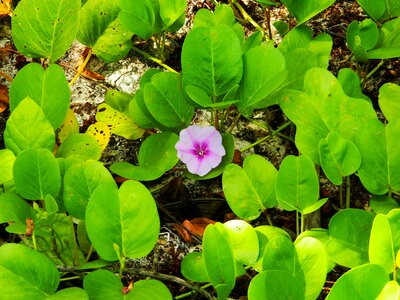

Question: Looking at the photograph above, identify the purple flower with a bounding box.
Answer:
[175,125,226,176]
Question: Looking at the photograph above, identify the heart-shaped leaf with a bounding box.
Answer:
[281,0,335,25]
[379,83,400,123]
[9,63,70,129]
[12,0,80,62]
[86,181,160,261]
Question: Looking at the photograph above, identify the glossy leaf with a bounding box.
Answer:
[376,280,400,300]
[4,97,55,155]
[180,252,209,283]
[48,288,88,300]
[248,270,305,300]
[280,67,376,164]
[14,148,61,200]
[326,264,388,300]
[182,25,243,98]
[57,109,79,144]
[356,0,400,21]
[0,149,15,184]
[337,68,370,101]
[224,220,259,265]
[12,0,80,62]
[63,160,115,219]
[370,195,399,214]
[0,192,35,224]
[223,154,278,220]
[379,83,400,123]
[237,44,287,115]
[326,209,374,268]
[110,132,179,181]
[368,18,400,59]
[9,63,70,129]
[281,0,335,25]
[159,0,186,31]
[356,119,400,195]
[143,72,194,130]
[203,223,236,300]
[84,269,172,300]
[86,181,159,261]
[275,155,319,212]
[0,243,59,298]
[318,132,361,185]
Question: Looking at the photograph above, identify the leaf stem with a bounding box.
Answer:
[346,176,351,208]
[296,211,299,237]
[339,181,343,208]
[231,1,266,37]
[85,244,94,263]
[300,212,305,234]
[59,276,81,282]
[69,48,92,86]
[132,45,178,73]
[362,59,385,84]
[240,121,291,152]
[175,283,213,299]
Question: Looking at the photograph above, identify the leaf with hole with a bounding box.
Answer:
[56,133,102,161]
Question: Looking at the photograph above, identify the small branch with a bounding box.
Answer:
[132,46,178,74]
[231,1,267,37]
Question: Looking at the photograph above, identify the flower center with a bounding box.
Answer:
[198,150,205,156]
[195,143,207,157]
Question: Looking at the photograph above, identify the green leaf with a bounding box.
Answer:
[14,148,61,200]
[222,154,278,220]
[105,90,132,114]
[129,89,163,129]
[248,270,305,300]
[368,18,400,59]
[56,133,102,161]
[275,155,319,213]
[279,67,377,164]
[326,209,374,268]
[9,63,70,129]
[203,223,236,300]
[95,103,145,140]
[223,220,259,265]
[326,264,388,300]
[181,252,209,283]
[0,243,59,298]
[294,237,327,300]
[318,132,361,185]
[4,97,55,155]
[119,0,160,40]
[47,288,88,300]
[159,0,186,30]
[302,198,329,215]
[281,0,335,25]
[379,83,400,123]
[0,149,15,184]
[0,192,35,224]
[237,44,287,114]
[143,72,194,130]
[370,195,400,214]
[376,280,400,300]
[86,181,160,261]
[110,132,179,181]
[356,0,400,21]
[84,270,172,300]
[63,160,115,219]
[337,68,370,101]
[11,0,80,62]
[356,119,400,195]
[181,25,243,98]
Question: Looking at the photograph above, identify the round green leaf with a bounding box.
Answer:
[223,220,259,265]
[63,160,115,219]
[326,264,388,300]
[110,132,179,181]
[4,97,55,155]
[248,270,305,300]
[14,148,61,200]
[280,0,335,25]
[182,25,243,98]
[376,280,400,300]
[0,192,35,224]
[294,237,327,300]
[159,0,186,30]
[9,63,70,129]
[0,243,59,298]
[48,288,89,300]
[203,223,236,298]
[319,132,361,185]
[326,209,374,268]
[379,83,400,123]
[367,18,400,59]
[143,72,194,130]
[86,180,160,261]
[181,252,209,283]
[56,133,102,161]
[275,155,319,212]
[370,195,400,215]
[12,0,80,62]
[84,269,172,300]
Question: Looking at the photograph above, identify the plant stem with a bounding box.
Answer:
[231,1,266,37]
[31,231,38,251]
[69,48,92,86]
[296,211,299,237]
[240,121,291,152]
[263,210,273,226]
[339,181,343,208]
[346,176,351,208]
[59,276,81,282]
[300,213,305,234]
[362,59,385,84]
[132,45,178,73]
[85,244,94,262]
[175,283,213,299]
[243,115,270,132]
[228,112,242,133]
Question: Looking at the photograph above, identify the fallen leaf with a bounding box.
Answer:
[0,84,9,113]
[174,218,216,243]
